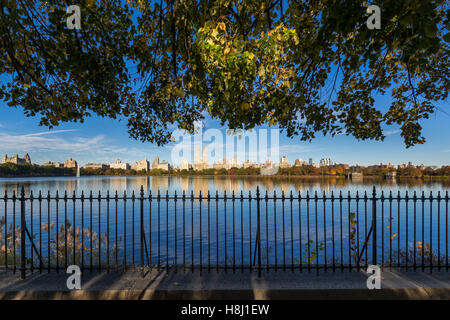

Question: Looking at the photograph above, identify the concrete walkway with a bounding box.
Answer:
[0,268,449,299]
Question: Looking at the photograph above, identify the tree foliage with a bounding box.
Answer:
[1,0,448,147]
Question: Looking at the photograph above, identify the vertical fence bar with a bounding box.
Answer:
[298,190,302,272]
[406,191,409,270]
[413,191,417,271]
[438,191,441,271]
[3,190,7,272]
[331,191,335,272]
[364,191,368,268]
[356,191,360,271]
[30,191,34,274]
[372,186,377,266]
[249,191,252,272]
[224,191,227,272]
[199,191,203,273]
[115,191,118,269]
[446,191,448,271]
[166,190,169,271]
[55,190,59,273]
[64,191,68,271]
[315,191,319,275]
[81,191,84,272]
[39,191,42,273]
[132,191,135,270]
[240,191,244,272]
[191,190,194,273]
[274,190,277,272]
[306,191,310,272]
[13,190,16,274]
[389,191,393,270]
[183,190,186,272]
[232,191,236,273]
[290,191,294,272]
[157,190,160,270]
[347,191,351,271]
[174,191,177,270]
[430,191,433,274]
[140,186,144,271]
[339,191,343,271]
[282,190,286,272]
[256,186,261,278]
[98,191,102,272]
[381,191,385,269]
[323,191,327,272]
[89,191,93,272]
[421,191,425,271]
[267,191,270,272]
[72,191,76,268]
[397,191,400,269]
[207,190,210,272]
[216,191,218,272]
[123,191,127,270]
[106,191,110,272]
[20,187,26,279]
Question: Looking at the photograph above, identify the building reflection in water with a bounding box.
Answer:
[0,176,448,199]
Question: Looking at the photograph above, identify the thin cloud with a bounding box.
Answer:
[22,129,80,137]
[0,130,148,163]
[384,129,401,136]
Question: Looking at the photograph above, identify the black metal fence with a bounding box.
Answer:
[0,186,448,279]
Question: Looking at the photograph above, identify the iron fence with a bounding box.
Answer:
[0,186,448,279]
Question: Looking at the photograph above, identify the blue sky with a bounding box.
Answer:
[0,2,448,167]
[0,97,449,167]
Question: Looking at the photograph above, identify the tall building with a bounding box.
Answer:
[151,156,171,171]
[152,156,160,169]
[294,158,307,166]
[64,158,78,168]
[131,159,149,172]
[42,161,63,168]
[193,147,209,170]
[110,159,130,170]
[279,156,291,168]
[2,153,31,165]
[320,158,332,167]
[309,158,313,165]
[180,159,191,170]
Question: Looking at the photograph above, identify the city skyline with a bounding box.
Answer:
[1,151,444,171]
[0,98,449,167]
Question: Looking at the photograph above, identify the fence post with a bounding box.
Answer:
[20,186,26,280]
[256,186,262,278]
[140,185,144,274]
[372,186,377,266]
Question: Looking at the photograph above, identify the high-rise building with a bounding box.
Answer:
[180,159,191,170]
[319,158,332,167]
[64,158,78,168]
[193,147,209,170]
[294,158,307,166]
[279,156,291,168]
[2,153,31,165]
[110,159,130,170]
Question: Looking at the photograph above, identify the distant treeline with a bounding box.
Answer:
[1,163,449,179]
[83,165,450,179]
[0,163,75,177]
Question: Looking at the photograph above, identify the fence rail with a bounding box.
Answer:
[0,186,448,279]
